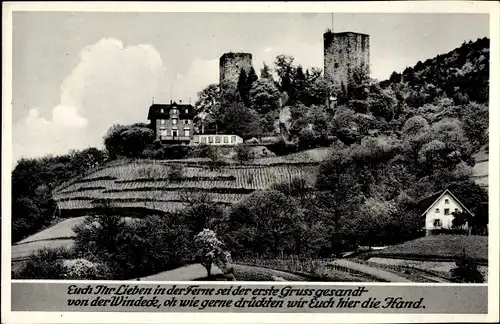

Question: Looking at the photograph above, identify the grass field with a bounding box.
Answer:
[369,235,488,264]
[16,217,86,244]
[12,216,137,262]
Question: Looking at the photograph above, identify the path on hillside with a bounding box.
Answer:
[328,259,413,282]
[137,264,222,281]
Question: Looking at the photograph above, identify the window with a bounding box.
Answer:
[215,136,221,143]
[231,136,236,143]
[444,208,450,215]
[160,119,165,125]
[201,137,207,144]
[160,108,164,113]
[160,128,167,136]
[435,208,440,213]
[223,136,229,143]
[172,119,177,125]
[433,219,442,227]
[208,136,213,143]
[186,120,191,125]
[445,199,449,204]
[172,130,178,137]
[185,108,188,114]
[171,108,177,115]
[184,130,190,137]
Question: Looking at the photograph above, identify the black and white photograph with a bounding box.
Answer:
[6,6,493,286]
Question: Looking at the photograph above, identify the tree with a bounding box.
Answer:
[292,65,307,104]
[235,144,253,164]
[221,102,262,139]
[347,64,371,100]
[195,84,220,115]
[249,78,281,115]
[103,124,129,159]
[193,229,230,277]
[461,102,488,149]
[237,68,249,106]
[430,119,473,165]
[225,191,303,257]
[274,54,296,95]
[247,67,258,88]
[369,88,398,122]
[260,62,273,81]
[181,192,225,234]
[120,127,155,157]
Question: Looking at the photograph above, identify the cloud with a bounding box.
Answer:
[175,58,219,102]
[13,38,163,163]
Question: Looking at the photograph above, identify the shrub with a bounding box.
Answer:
[12,247,73,279]
[73,213,192,280]
[61,258,111,280]
[235,145,253,164]
[188,144,213,158]
[168,165,184,181]
[450,250,484,283]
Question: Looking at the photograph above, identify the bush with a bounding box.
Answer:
[188,144,214,158]
[450,250,484,283]
[235,145,253,164]
[168,165,184,181]
[266,138,298,156]
[73,213,192,280]
[61,259,111,280]
[12,247,73,279]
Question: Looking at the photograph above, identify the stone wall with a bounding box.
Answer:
[324,31,370,90]
[219,52,253,84]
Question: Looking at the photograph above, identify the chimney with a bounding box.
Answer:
[179,99,183,104]
[170,100,172,104]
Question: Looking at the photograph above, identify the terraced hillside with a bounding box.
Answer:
[53,161,318,216]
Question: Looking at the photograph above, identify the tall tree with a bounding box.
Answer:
[274,54,296,95]
[260,62,273,81]
[237,68,249,106]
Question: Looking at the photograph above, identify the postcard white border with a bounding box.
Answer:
[2,1,499,323]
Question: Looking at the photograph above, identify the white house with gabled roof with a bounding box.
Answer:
[421,189,473,235]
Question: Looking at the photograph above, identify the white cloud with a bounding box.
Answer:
[13,38,164,163]
[175,58,219,102]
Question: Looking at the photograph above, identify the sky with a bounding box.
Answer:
[11,12,489,163]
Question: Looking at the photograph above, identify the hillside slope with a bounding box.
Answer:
[53,160,319,216]
[381,37,489,106]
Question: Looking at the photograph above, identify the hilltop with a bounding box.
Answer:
[380,37,489,106]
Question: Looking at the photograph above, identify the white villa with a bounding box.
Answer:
[421,189,473,235]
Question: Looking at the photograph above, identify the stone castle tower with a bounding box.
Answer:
[323,31,370,91]
[219,52,253,84]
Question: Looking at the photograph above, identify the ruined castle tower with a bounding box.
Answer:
[323,31,370,91]
[219,52,253,84]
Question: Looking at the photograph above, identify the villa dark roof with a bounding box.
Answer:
[147,102,195,120]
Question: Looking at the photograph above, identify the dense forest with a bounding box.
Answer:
[12,36,489,270]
